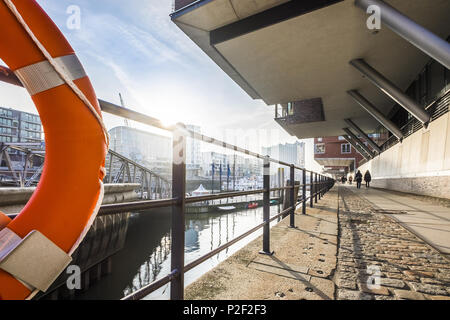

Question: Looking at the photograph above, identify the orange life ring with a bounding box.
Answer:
[0,0,107,300]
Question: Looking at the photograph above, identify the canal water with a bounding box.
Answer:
[75,203,285,300]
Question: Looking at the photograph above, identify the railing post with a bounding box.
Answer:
[170,125,186,300]
[302,169,306,215]
[310,171,314,208]
[319,175,322,200]
[260,156,273,255]
[289,165,295,228]
[314,173,318,204]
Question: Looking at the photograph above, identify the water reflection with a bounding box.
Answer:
[75,204,282,300]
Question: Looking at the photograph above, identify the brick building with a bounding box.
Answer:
[314,136,363,178]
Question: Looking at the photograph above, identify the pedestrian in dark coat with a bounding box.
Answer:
[364,170,372,188]
[355,170,363,189]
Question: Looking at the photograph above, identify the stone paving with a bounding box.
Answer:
[335,186,450,300]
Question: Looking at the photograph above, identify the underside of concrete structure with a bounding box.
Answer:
[172,0,450,199]
[171,0,450,138]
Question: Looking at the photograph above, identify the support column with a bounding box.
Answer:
[318,175,322,200]
[343,128,375,158]
[355,0,450,70]
[289,165,295,228]
[314,173,318,204]
[350,59,430,124]
[170,125,186,300]
[310,171,313,208]
[344,118,381,153]
[302,169,306,215]
[260,156,273,255]
[347,90,404,140]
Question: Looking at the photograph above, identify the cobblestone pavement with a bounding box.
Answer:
[335,186,450,300]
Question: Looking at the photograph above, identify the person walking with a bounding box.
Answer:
[364,170,372,188]
[355,170,363,189]
[348,175,353,185]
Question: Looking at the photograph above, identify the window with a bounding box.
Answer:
[315,143,325,154]
[317,137,323,142]
[287,102,294,115]
[341,143,351,154]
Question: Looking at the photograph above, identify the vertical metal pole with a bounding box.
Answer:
[355,0,450,70]
[170,125,186,300]
[289,165,295,228]
[310,171,313,208]
[260,156,273,255]
[302,169,306,215]
[318,175,322,200]
[314,173,318,203]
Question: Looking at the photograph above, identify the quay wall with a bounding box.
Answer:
[358,112,450,200]
[0,183,140,214]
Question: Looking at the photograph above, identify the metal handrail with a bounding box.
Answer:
[0,65,335,301]
[121,179,332,301]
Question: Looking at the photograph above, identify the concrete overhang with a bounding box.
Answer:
[171,0,450,138]
[315,158,355,167]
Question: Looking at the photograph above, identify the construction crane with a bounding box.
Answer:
[119,93,129,127]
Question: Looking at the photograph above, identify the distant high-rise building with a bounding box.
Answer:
[0,107,42,143]
[262,141,305,168]
[108,126,171,174]
[186,124,201,166]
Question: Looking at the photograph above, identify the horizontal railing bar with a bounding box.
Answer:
[185,189,266,203]
[184,206,293,273]
[98,198,179,215]
[269,186,293,191]
[121,269,179,300]
[6,184,330,220]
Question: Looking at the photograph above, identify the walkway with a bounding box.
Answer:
[336,186,450,300]
[345,184,450,256]
[185,188,339,300]
[184,186,450,300]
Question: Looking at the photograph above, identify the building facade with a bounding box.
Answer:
[108,126,171,175]
[186,124,202,166]
[314,136,364,178]
[0,107,42,144]
[262,141,305,168]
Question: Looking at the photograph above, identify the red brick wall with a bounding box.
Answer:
[314,136,363,167]
[175,0,197,10]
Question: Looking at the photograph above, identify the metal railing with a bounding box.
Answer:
[380,89,450,152]
[0,66,335,300]
[0,141,171,198]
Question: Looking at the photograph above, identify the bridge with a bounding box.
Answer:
[0,142,171,200]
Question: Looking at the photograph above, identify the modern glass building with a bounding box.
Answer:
[0,107,42,144]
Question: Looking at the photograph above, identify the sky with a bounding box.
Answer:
[0,0,322,171]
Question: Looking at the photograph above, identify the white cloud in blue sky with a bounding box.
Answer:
[0,0,321,170]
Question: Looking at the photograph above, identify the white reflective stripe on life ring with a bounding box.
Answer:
[14,54,87,96]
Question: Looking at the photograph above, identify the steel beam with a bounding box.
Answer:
[355,0,450,70]
[343,128,375,158]
[347,90,404,140]
[343,135,371,161]
[350,59,430,124]
[344,119,381,153]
